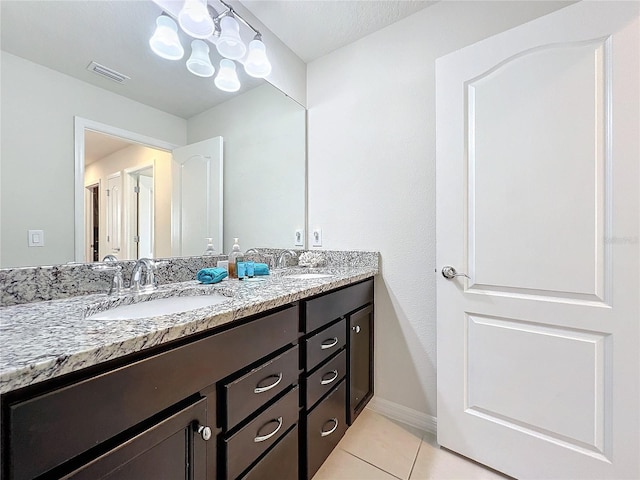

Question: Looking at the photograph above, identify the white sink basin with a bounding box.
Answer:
[87,294,231,321]
[284,273,334,280]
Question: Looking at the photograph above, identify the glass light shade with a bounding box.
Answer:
[244,39,272,78]
[186,40,215,77]
[214,59,241,92]
[178,0,214,39]
[216,16,246,60]
[149,15,184,60]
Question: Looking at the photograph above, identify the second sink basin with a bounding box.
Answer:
[87,294,231,321]
[284,273,334,280]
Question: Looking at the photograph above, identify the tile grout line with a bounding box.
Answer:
[339,447,404,480]
[407,434,426,479]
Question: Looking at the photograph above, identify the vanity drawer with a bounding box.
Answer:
[224,387,299,480]
[306,349,346,410]
[306,380,347,479]
[305,318,346,372]
[7,305,298,480]
[224,345,299,430]
[303,279,373,333]
[240,425,298,480]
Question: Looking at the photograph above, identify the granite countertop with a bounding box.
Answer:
[0,266,377,394]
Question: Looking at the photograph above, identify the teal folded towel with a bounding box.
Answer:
[197,267,228,284]
[254,263,270,276]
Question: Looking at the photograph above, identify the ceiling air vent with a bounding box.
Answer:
[87,61,130,84]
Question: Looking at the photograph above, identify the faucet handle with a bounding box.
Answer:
[92,263,125,295]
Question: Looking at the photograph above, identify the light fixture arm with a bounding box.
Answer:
[216,0,261,37]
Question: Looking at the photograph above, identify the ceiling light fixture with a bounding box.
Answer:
[149,0,272,93]
[149,15,185,60]
[178,0,215,39]
[187,40,215,77]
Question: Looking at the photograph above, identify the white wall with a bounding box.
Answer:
[188,84,306,253]
[84,144,173,260]
[307,1,573,418]
[0,52,186,268]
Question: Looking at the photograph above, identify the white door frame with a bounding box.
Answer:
[73,117,177,262]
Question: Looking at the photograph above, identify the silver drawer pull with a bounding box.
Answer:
[254,416,283,443]
[320,418,339,437]
[320,369,339,386]
[321,337,339,350]
[254,373,283,394]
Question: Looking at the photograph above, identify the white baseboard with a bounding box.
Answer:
[365,396,437,435]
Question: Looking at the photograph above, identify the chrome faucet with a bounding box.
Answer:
[245,248,276,269]
[277,250,298,268]
[91,262,125,295]
[130,258,157,293]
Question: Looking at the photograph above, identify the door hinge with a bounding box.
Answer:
[133,186,140,193]
[106,189,110,197]
[133,236,140,243]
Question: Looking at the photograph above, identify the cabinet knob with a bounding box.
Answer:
[352,325,361,333]
[197,425,212,441]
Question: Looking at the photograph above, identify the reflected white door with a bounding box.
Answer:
[137,174,154,258]
[105,173,122,256]
[435,2,639,479]
[172,137,223,256]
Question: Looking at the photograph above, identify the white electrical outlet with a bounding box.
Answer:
[294,229,304,247]
[28,229,45,247]
[312,228,322,247]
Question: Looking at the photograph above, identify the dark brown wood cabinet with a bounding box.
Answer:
[348,304,374,424]
[62,397,210,480]
[300,278,374,479]
[1,278,374,480]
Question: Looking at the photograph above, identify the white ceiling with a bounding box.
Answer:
[84,131,136,166]
[1,1,437,118]
[241,0,437,63]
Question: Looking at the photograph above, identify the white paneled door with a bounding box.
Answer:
[435,2,639,479]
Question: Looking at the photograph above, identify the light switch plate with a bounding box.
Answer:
[312,228,322,247]
[28,229,45,247]
[294,229,304,247]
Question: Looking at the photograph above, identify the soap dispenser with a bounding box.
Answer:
[203,238,216,255]
[228,237,244,279]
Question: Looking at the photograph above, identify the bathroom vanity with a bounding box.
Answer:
[0,260,376,480]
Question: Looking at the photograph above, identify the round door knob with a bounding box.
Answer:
[352,325,361,333]
[197,425,212,441]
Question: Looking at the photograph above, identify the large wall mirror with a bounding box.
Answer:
[0,0,306,269]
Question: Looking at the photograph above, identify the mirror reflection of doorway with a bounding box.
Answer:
[85,184,100,262]
[83,130,166,262]
[129,167,154,259]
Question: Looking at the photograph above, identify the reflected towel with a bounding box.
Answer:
[254,263,270,276]
[197,267,228,284]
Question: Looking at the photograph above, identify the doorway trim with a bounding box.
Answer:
[74,117,178,262]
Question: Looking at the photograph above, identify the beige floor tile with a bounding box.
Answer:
[313,447,400,480]
[409,434,511,480]
[337,409,423,480]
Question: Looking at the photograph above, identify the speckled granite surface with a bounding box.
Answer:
[0,249,379,307]
[0,252,378,394]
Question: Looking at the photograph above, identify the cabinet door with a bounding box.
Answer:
[63,398,211,480]
[349,305,374,424]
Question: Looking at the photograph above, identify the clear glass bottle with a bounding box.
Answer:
[228,237,244,279]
